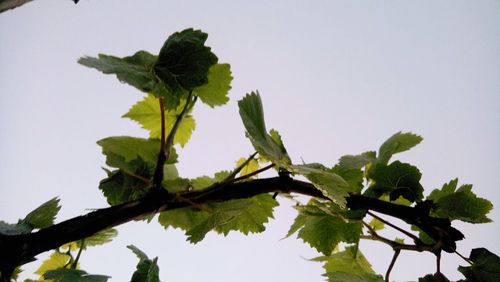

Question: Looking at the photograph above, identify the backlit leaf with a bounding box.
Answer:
[194,63,232,107]
[321,246,383,282]
[23,197,61,229]
[127,245,160,282]
[123,94,196,147]
[458,248,500,282]
[338,151,376,170]
[378,132,422,164]
[235,157,259,178]
[35,252,71,276]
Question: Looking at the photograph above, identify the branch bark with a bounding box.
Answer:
[0,176,463,280]
[0,0,33,13]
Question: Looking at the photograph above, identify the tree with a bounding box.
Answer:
[1,28,498,282]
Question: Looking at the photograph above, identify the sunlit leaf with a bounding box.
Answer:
[23,197,61,229]
[321,246,383,282]
[35,252,71,276]
[378,132,422,164]
[194,63,232,107]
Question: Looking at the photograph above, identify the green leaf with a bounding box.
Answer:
[79,228,118,249]
[287,202,362,255]
[154,28,218,91]
[159,194,278,243]
[35,252,71,275]
[238,92,291,167]
[368,161,424,202]
[0,220,33,235]
[78,51,180,109]
[321,246,383,282]
[43,269,110,282]
[194,63,232,107]
[235,157,259,178]
[427,179,492,223]
[368,218,384,231]
[291,164,350,207]
[338,151,377,170]
[418,273,451,282]
[458,248,500,282]
[378,132,423,164]
[331,164,364,194]
[127,245,160,282]
[99,168,151,205]
[123,94,196,147]
[23,197,61,229]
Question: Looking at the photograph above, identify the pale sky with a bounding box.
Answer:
[1,1,499,281]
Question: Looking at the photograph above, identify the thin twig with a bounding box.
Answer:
[152,97,167,189]
[455,250,473,265]
[228,163,275,183]
[385,249,400,282]
[368,211,421,243]
[71,239,85,269]
[361,221,434,252]
[436,251,441,274]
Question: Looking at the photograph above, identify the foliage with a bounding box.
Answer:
[1,28,498,282]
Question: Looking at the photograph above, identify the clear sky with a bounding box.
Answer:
[1,1,499,281]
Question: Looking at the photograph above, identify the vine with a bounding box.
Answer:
[0,28,498,282]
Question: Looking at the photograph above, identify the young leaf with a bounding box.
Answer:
[78,51,180,109]
[154,28,218,91]
[458,248,500,282]
[123,94,196,147]
[77,228,118,249]
[35,252,71,276]
[378,132,423,164]
[127,245,160,282]
[291,164,350,207]
[194,63,232,107]
[23,197,61,229]
[321,246,383,282]
[43,269,110,282]
[338,151,377,170]
[238,92,291,167]
[427,179,492,223]
[287,202,362,255]
[368,161,424,202]
[97,136,177,172]
[235,157,259,178]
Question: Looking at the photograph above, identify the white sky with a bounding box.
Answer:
[1,1,499,281]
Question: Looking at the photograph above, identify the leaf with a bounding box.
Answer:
[78,228,118,249]
[127,245,160,282]
[99,169,151,206]
[427,179,492,223]
[378,132,423,164]
[0,220,33,235]
[331,164,364,194]
[159,194,278,243]
[368,218,384,231]
[321,246,383,282]
[458,248,500,282]
[43,269,110,282]
[123,94,196,146]
[235,157,259,178]
[368,161,424,202]
[154,28,218,91]
[418,272,451,282]
[286,202,362,255]
[23,197,61,229]
[78,51,180,109]
[194,63,232,107]
[238,92,291,167]
[35,252,71,276]
[338,151,377,170]
[291,164,350,207]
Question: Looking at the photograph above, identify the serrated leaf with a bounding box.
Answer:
[97,136,177,173]
[154,28,218,92]
[378,132,422,164]
[23,197,61,229]
[99,168,151,206]
[338,151,377,170]
[368,218,384,231]
[123,94,196,147]
[238,92,291,167]
[78,51,180,109]
[35,252,71,276]
[0,220,33,235]
[194,63,232,107]
[331,165,364,194]
[127,245,160,282]
[458,248,500,282]
[291,164,350,207]
[43,269,110,282]
[159,195,278,244]
[78,228,118,249]
[368,161,423,202]
[287,202,362,255]
[427,179,492,223]
[322,246,383,282]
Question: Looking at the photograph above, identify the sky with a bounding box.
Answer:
[1,0,499,281]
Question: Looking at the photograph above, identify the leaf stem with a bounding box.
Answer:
[367,211,421,243]
[385,249,400,282]
[71,239,85,269]
[455,250,473,265]
[152,97,166,189]
[225,152,258,181]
